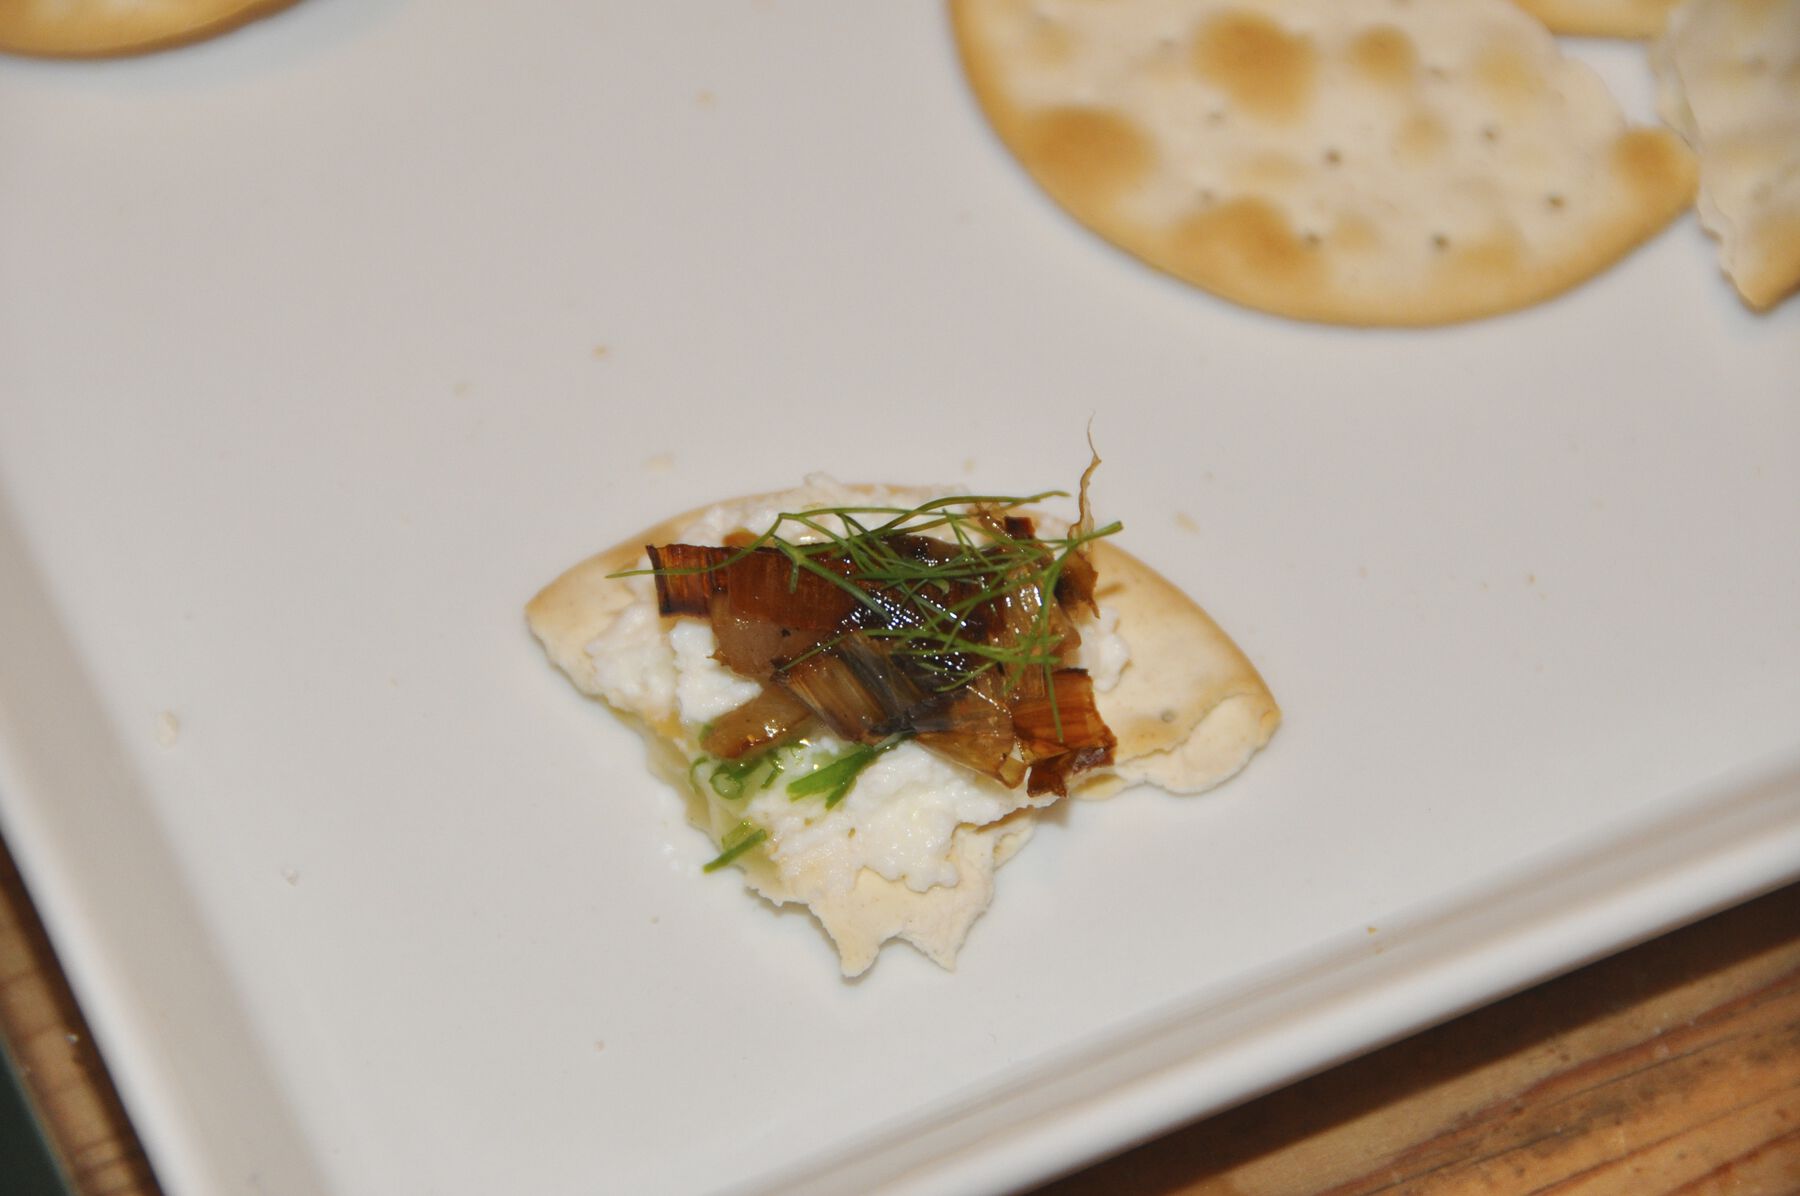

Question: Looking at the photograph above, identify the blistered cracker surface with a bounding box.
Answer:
[952,0,1698,325]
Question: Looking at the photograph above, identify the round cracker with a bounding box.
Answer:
[0,0,297,59]
[950,0,1698,326]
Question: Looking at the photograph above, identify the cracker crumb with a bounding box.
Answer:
[592,344,610,360]
[1174,511,1200,533]
[695,89,716,108]
[643,452,675,472]
[594,1039,606,1052]
[281,867,301,887]
[154,711,181,748]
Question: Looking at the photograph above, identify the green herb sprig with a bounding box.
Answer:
[702,821,768,872]
[618,491,1121,697]
[784,737,902,809]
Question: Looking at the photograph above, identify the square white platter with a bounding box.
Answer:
[1,3,1796,1194]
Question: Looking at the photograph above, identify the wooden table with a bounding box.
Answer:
[2,830,1796,1196]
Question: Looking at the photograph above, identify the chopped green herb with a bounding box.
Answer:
[702,821,767,872]
[786,737,902,809]
[692,748,790,799]
[707,754,763,799]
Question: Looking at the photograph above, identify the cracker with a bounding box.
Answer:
[950,0,1698,325]
[1654,0,1800,310]
[527,484,1279,972]
[0,0,296,58]
[1507,0,1682,38]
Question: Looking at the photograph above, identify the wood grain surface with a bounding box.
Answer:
[0,838,156,1195]
[1,824,1796,1196]
[1037,884,1800,1196]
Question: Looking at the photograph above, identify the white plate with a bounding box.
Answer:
[1,4,1797,1194]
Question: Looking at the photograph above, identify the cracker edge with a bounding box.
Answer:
[0,0,298,58]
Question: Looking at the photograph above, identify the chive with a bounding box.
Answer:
[702,821,767,872]
[701,750,777,799]
[787,737,901,809]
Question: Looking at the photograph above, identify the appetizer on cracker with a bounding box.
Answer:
[527,473,1278,975]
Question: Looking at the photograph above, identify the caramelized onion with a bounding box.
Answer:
[646,544,730,616]
[700,685,814,759]
[1010,669,1114,760]
[911,675,1018,784]
[886,533,962,566]
[777,633,925,743]
[1015,669,1116,796]
[1055,548,1100,617]
[723,550,858,629]
[709,593,822,679]
[1025,743,1113,797]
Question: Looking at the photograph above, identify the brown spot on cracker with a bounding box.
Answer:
[1018,106,1155,221]
[1610,128,1695,199]
[1169,197,1325,290]
[1473,44,1540,113]
[1348,25,1418,89]
[1190,11,1317,122]
[1445,232,1524,281]
[1396,111,1449,162]
[1329,213,1382,253]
